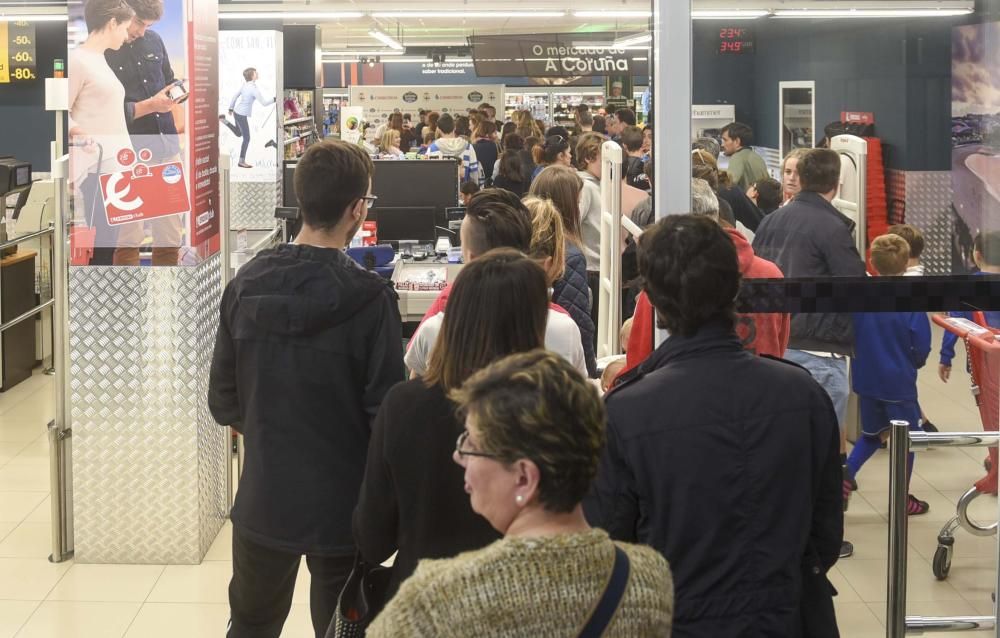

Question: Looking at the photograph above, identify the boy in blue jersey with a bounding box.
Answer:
[844,234,932,516]
[939,231,1000,383]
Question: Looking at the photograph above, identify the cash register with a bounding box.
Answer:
[0,158,32,257]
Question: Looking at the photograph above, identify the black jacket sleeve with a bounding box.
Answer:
[353,394,400,564]
[810,389,845,572]
[554,251,598,378]
[584,409,639,542]
[363,287,406,426]
[208,286,240,429]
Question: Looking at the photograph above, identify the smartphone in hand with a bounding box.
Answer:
[168,80,190,104]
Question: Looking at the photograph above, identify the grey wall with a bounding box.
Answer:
[1,22,67,172]
[692,18,959,171]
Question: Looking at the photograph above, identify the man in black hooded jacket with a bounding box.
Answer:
[209,140,404,638]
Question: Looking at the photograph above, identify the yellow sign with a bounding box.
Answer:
[0,23,9,84]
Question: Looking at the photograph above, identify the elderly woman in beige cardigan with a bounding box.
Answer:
[367,350,673,638]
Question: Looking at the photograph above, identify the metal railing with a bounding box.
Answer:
[887,422,1000,634]
[219,153,236,512]
[48,150,72,563]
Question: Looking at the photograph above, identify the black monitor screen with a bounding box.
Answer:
[15,165,30,187]
[373,207,437,243]
[282,159,458,220]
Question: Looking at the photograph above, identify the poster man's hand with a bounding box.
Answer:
[148,86,178,113]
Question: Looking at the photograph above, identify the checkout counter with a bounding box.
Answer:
[0,158,48,390]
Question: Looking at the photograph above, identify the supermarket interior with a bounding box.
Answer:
[1,0,1000,636]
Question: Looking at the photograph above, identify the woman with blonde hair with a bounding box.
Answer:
[529,166,598,378]
[379,128,404,158]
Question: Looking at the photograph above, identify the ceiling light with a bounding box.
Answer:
[572,10,652,18]
[371,11,566,18]
[323,50,406,57]
[0,14,67,22]
[368,28,404,51]
[219,11,364,20]
[692,10,770,20]
[773,8,972,18]
[613,34,652,47]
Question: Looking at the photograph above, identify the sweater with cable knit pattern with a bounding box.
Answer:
[367,529,673,637]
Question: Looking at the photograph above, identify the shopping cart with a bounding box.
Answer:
[930,313,1000,580]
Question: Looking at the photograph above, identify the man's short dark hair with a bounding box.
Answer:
[798,148,841,194]
[462,188,533,256]
[721,122,754,147]
[437,113,456,134]
[974,231,1000,267]
[753,178,782,213]
[638,214,740,337]
[621,126,644,152]
[615,108,637,127]
[461,181,480,196]
[85,0,135,32]
[293,141,373,231]
[577,111,594,127]
[125,0,164,21]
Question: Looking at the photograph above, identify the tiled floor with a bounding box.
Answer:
[0,321,997,636]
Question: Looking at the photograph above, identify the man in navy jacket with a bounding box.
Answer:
[585,215,843,638]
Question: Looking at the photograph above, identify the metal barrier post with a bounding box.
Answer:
[48,148,73,563]
[887,420,910,637]
[219,152,235,512]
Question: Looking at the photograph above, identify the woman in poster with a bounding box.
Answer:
[222,67,276,168]
[68,0,136,264]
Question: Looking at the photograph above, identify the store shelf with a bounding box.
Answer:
[283,116,312,126]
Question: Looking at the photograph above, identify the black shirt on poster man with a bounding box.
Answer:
[105,29,180,161]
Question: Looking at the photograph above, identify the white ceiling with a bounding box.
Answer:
[211,0,974,49]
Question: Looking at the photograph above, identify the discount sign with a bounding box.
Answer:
[0,21,37,84]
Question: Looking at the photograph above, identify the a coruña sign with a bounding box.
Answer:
[470,33,649,78]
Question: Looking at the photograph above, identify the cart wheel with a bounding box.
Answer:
[933,545,952,580]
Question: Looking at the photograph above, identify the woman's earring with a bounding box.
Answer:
[515,494,524,505]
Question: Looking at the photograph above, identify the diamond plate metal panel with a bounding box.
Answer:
[231,181,280,230]
[70,256,226,564]
[903,171,953,276]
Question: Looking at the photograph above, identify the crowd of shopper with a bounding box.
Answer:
[209,103,974,637]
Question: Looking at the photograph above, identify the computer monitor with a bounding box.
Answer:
[373,207,437,244]
[445,207,466,245]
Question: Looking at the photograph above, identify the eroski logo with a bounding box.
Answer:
[103,172,144,212]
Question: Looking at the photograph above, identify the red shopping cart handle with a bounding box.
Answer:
[932,315,1000,351]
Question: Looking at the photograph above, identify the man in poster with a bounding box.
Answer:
[104,0,185,266]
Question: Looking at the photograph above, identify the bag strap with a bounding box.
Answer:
[578,546,630,638]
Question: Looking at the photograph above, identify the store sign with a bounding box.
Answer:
[0,21,37,83]
[471,33,648,78]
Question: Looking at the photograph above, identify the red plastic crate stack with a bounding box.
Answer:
[863,137,888,273]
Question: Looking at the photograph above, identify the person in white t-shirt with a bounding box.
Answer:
[405,190,586,377]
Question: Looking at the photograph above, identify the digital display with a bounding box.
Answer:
[718,27,755,55]
[0,21,38,83]
[15,166,30,187]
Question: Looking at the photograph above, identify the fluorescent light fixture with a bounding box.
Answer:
[613,33,652,47]
[0,14,67,22]
[572,10,652,18]
[323,50,406,57]
[372,10,566,18]
[219,11,364,20]
[368,28,404,51]
[692,10,770,20]
[773,8,972,18]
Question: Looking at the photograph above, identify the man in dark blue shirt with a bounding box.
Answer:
[104,0,184,266]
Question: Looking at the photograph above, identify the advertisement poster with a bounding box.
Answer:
[67,0,218,266]
[604,74,633,112]
[952,22,1000,254]
[348,85,504,132]
[218,31,279,183]
[340,106,364,145]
